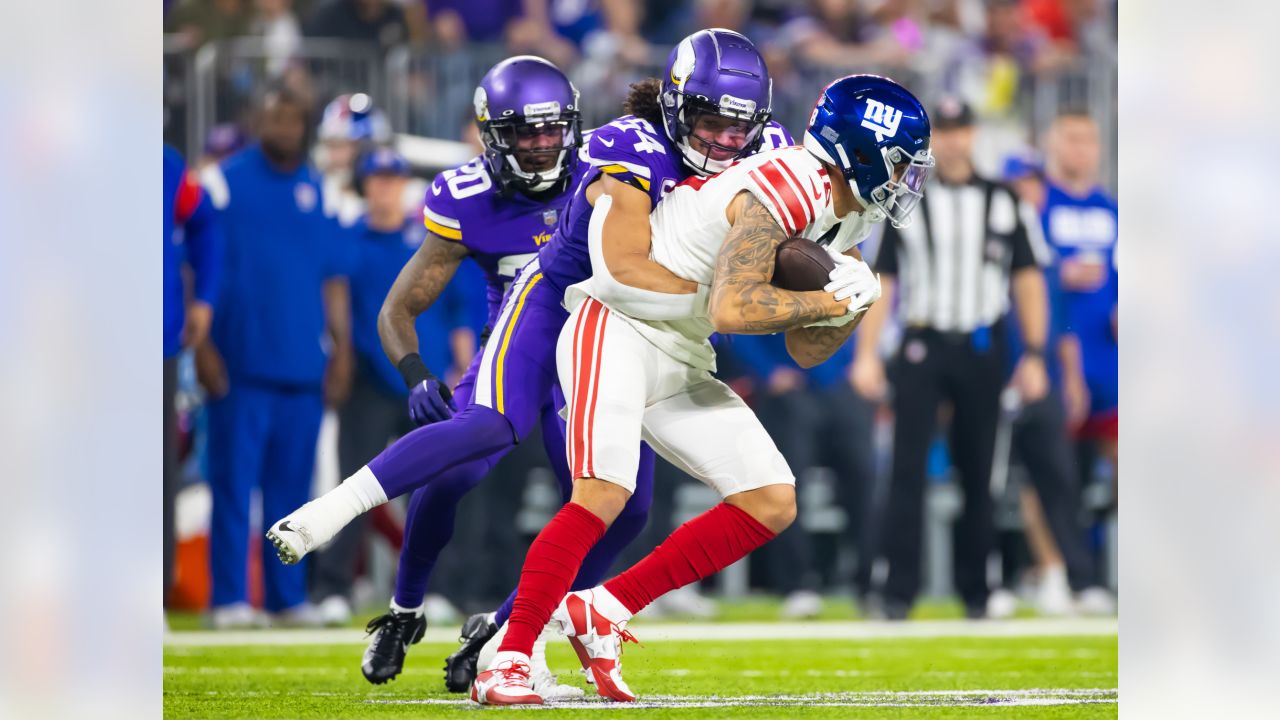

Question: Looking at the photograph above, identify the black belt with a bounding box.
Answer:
[905,319,1004,348]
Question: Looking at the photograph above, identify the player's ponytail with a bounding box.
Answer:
[623,78,664,128]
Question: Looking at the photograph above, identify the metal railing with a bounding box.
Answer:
[169,36,387,158]
[166,37,1116,192]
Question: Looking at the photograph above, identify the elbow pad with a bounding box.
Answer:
[585,194,707,321]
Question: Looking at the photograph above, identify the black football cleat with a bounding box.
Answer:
[443,612,498,693]
[361,610,427,684]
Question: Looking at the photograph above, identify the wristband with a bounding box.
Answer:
[1023,345,1046,360]
[396,352,434,390]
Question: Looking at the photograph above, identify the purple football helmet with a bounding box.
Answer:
[660,29,773,176]
[475,56,582,195]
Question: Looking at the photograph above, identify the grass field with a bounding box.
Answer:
[164,622,1117,718]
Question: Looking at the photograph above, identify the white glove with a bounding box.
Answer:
[807,251,880,328]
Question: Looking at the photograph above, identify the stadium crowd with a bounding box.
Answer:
[163,0,1117,630]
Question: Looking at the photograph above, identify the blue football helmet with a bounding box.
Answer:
[803,75,933,228]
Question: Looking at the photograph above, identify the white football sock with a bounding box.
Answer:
[489,650,530,671]
[390,599,424,617]
[478,616,507,670]
[586,586,634,624]
[291,466,388,547]
[530,636,549,675]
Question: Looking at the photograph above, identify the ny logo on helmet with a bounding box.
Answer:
[860,99,902,142]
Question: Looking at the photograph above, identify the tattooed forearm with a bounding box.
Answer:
[708,193,843,334]
[784,308,867,368]
[378,233,467,363]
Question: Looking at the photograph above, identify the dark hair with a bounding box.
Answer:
[623,78,664,128]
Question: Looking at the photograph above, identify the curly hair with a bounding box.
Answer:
[622,78,664,128]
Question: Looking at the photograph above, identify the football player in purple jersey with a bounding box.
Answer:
[266,30,792,695]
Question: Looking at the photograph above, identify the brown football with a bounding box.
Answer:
[772,237,835,292]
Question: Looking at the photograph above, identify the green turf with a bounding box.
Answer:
[164,635,1116,718]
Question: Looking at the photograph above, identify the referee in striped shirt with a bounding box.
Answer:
[852,99,1051,619]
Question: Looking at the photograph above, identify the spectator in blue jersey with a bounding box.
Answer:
[999,153,1113,615]
[309,148,481,624]
[1041,110,1118,486]
[163,144,223,608]
[726,330,878,619]
[197,87,355,629]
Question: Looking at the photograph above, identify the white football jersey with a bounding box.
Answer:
[573,146,877,370]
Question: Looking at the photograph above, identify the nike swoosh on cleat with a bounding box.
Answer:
[278,521,294,533]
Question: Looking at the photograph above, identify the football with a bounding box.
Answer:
[772,237,835,292]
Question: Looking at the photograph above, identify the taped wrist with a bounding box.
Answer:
[396,353,434,391]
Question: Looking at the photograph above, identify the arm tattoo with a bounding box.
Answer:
[784,310,866,368]
[379,233,467,363]
[710,193,836,334]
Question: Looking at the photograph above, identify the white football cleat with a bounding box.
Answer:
[1035,565,1073,617]
[471,653,544,706]
[552,589,638,702]
[205,602,265,630]
[1075,586,1117,616]
[530,632,585,700]
[781,590,823,620]
[267,467,387,565]
[986,588,1019,620]
[530,667,585,701]
[265,514,316,565]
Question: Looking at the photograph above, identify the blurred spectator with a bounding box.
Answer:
[163,145,224,607]
[304,0,409,49]
[315,93,395,225]
[201,124,251,171]
[693,0,750,33]
[503,0,580,68]
[1040,109,1117,486]
[196,87,354,628]
[423,0,525,49]
[166,0,252,47]
[998,153,1113,615]
[250,0,303,77]
[309,148,479,624]
[770,0,917,71]
[854,99,1049,619]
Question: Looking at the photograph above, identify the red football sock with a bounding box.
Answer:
[499,502,606,655]
[604,503,776,614]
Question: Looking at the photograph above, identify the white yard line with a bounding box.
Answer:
[165,618,1117,647]
[365,689,1118,709]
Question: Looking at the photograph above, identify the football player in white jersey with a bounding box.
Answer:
[471,75,932,704]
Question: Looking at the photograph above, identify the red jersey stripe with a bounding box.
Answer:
[758,161,808,233]
[570,301,602,477]
[776,161,815,222]
[748,169,795,235]
[582,303,610,478]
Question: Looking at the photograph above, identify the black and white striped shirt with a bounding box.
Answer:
[874,175,1047,332]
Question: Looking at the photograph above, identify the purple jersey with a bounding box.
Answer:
[535,116,793,294]
[422,155,588,327]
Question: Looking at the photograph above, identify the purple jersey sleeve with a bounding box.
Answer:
[422,156,494,247]
[580,117,677,207]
